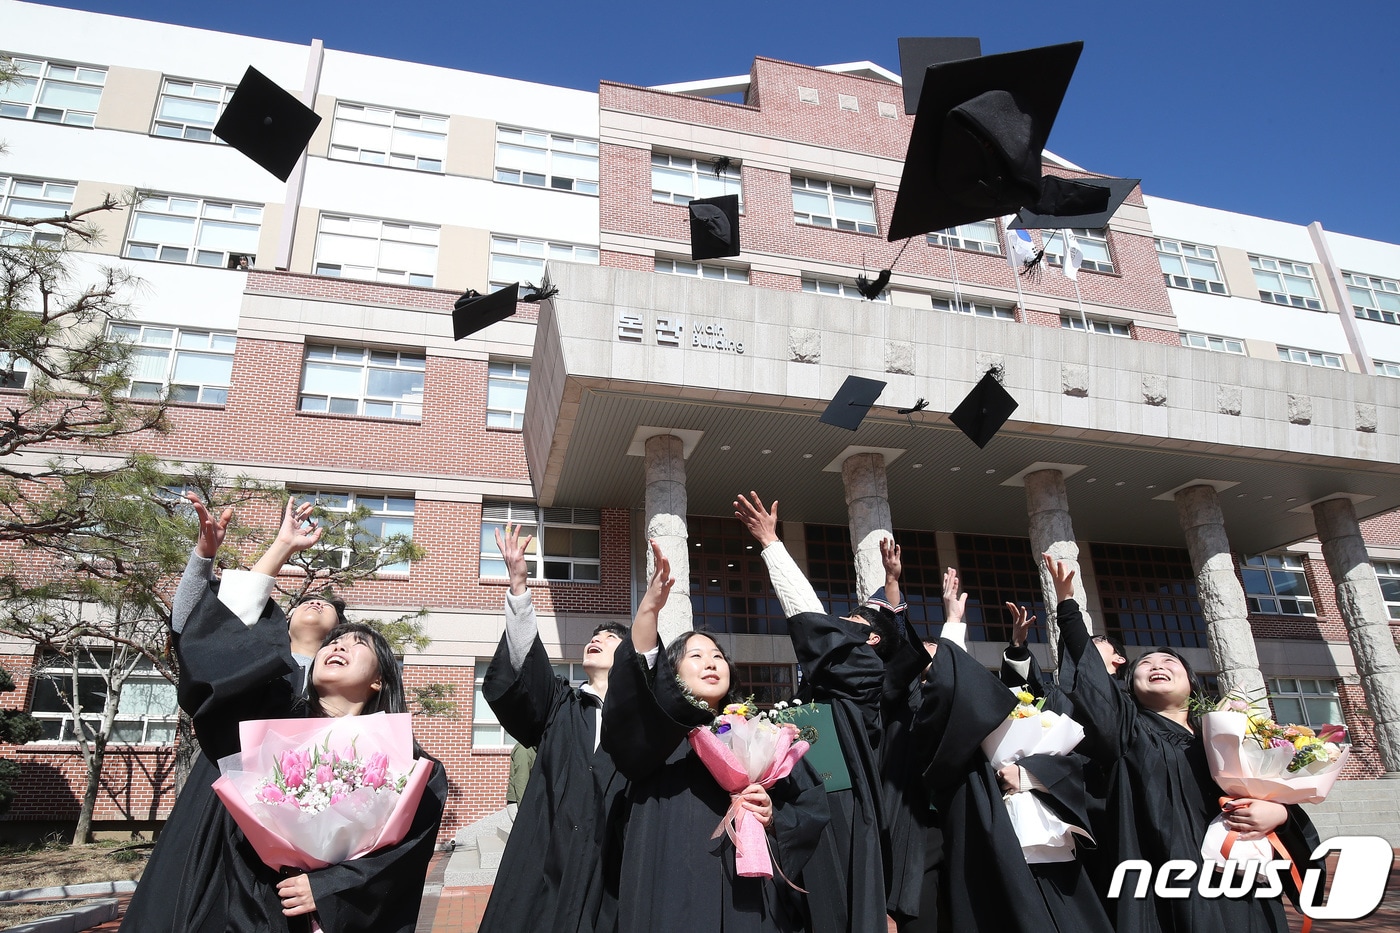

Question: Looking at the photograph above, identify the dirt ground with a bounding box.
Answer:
[0,841,145,927]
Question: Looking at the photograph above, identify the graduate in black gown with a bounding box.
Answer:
[477,522,629,933]
[164,498,447,933]
[914,569,1113,933]
[734,492,894,933]
[1045,553,1322,933]
[601,542,830,933]
[122,496,346,933]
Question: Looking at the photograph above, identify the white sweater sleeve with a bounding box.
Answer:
[504,588,538,671]
[939,620,968,650]
[170,551,214,634]
[1003,652,1032,681]
[216,569,278,628]
[760,541,826,617]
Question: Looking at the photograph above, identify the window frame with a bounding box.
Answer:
[295,489,416,575]
[1374,559,1400,620]
[927,219,1002,254]
[791,176,878,234]
[931,294,1016,320]
[1242,553,1315,616]
[1250,254,1322,311]
[0,57,106,127]
[124,193,262,268]
[801,277,888,302]
[0,175,77,246]
[1277,345,1343,369]
[494,126,599,196]
[1374,360,1400,378]
[488,235,598,291]
[109,322,237,405]
[650,153,742,207]
[487,359,530,430]
[151,77,235,142]
[479,501,601,583]
[1180,331,1245,355]
[298,344,426,420]
[329,102,448,173]
[1156,238,1227,295]
[29,651,177,746]
[1061,314,1131,337]
[1343,272,1400,325]
[1266,677,1342,729]
[1044,228,1114,274]
[657,258,749,282]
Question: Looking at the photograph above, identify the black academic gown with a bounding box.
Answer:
[1056,598,1322,933]
[477,635,628,933]
[915,636,1113,933]
[601,636,829,933]
[785,611,888,933]
[170,584,447,933]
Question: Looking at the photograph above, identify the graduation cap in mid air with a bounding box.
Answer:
[856,269,892,301]
[949,370,1019,449]
[1011,176,1139,230]
[214,67,322,182]
[896,36,983,115]
[820,375,887,431]
[887,41,1085,241]
[688,194,740,261]
[452,283,519,340]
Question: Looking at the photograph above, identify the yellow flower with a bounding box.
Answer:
[1016,691,1035,705]
[1245,715,1270,735]
[1293,735,1323,750]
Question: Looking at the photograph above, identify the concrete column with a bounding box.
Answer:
[1313,497,1400,773]
[1175,485,1267,705]
[840,452,893,602]
[1025,469,1092,662]
[644,434,692,647]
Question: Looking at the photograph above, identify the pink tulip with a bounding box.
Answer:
[363,751,390,788]
[258,784,285,804]
[315,764,335,784]
[280,749,310,788]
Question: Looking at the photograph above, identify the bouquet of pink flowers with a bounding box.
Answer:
[980,687,1092,863]
[688,699,811,879]
[1200,695,1350,868]
[213,713,435,871]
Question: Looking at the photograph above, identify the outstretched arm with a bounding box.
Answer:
[217,499,322,627]
[171,493,233,634]
[939,567,968,649]
[631,539,674,655]
[879,537,901,610]
[735,492,824,616]
[496,523,538,670]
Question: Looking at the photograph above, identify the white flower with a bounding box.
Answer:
[791,698,803,707]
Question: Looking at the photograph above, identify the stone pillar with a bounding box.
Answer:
[644,434,692,647]
[1025,469,1091,663]
[1175,485,1267,705]
[1313,497,1400,773]
[840,452,893,602]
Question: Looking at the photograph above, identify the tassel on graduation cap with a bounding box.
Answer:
[520,272,558,303]
[712,155,733,178]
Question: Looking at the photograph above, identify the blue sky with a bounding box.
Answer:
[38,0,1400,243]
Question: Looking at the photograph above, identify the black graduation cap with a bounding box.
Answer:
[1011,176,1140,230]
[214,66,322,182]
[689,194,740,261]
[452,283,519,340]
[897,36,982,115]
[887,41,1084,241]
[949,371,1019,448]
[820,375,886,431]
[856,270,891,300]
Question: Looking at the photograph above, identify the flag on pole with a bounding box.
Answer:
[1006,225,1036,271]
[1061,228,1083,281]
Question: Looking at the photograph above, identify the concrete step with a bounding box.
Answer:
[443,836,501,887]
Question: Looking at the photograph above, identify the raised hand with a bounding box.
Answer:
[879,537,902,582]
[185,491,232,559]
[275,498,322,554]
[495,522,534,595]
[1042,553,1077,604]
[631,539,674,654]
[733,492,779,547]
[1005,602,1036,648]
[942,567,967,624]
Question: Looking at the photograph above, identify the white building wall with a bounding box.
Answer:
[1145,194,1320,261]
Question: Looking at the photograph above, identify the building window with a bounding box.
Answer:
[471,674,515,749]
[927,219,1001,254]
[1242,553,1315,616]
[1250,254,1322,310]
[1375,360,1400,378]
[803,523,861,620]
[1266,678,1342,729]
[891,529,945,640]
[651,153,741,206]
[0,57,106,126]
[1343,272,1400,325]
[802,277,886,302]
[1090,542,1206,649]
[109,323,236,404]
[152,77,234,142]
[487,360,529,430]
[329,102,447,172]
[125,194,261,268]
[0,175,75,246]
[480,501,601,582]
[314,214,438,287]
[952,534,1046,643]
[495,126,599,195]
[792,177,877,234]
[736,663,796,706]
[1061,314,1130,337]
[1277,345,1342,369]
[932,295,1016,320]
[1045,228,1114,273]
[689,515,787,635]
[298,490,415,574]
[657,258,748,282]
[1180,332,1245,354]
[489,235,598,289]
[299,345,425,419]
[1374,560,1400,620]
[31,652,177,745]
[1157,239,1227,294]
[1,352,31,389]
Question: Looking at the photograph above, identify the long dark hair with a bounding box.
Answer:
[666,630,741,709]
[304,622,406,717]
[1128,645,1206,727]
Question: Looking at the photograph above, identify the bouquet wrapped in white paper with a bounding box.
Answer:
[980,688,1092,863]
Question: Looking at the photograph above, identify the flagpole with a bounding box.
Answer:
[1004,220,1028,319]
[945,238,961,312]
[1060,228,1089,330]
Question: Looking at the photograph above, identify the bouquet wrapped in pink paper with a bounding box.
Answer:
[1200,697,1349,867]
[979,687,1092,863]
[687,700,811,879]
[213,712,436,871]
